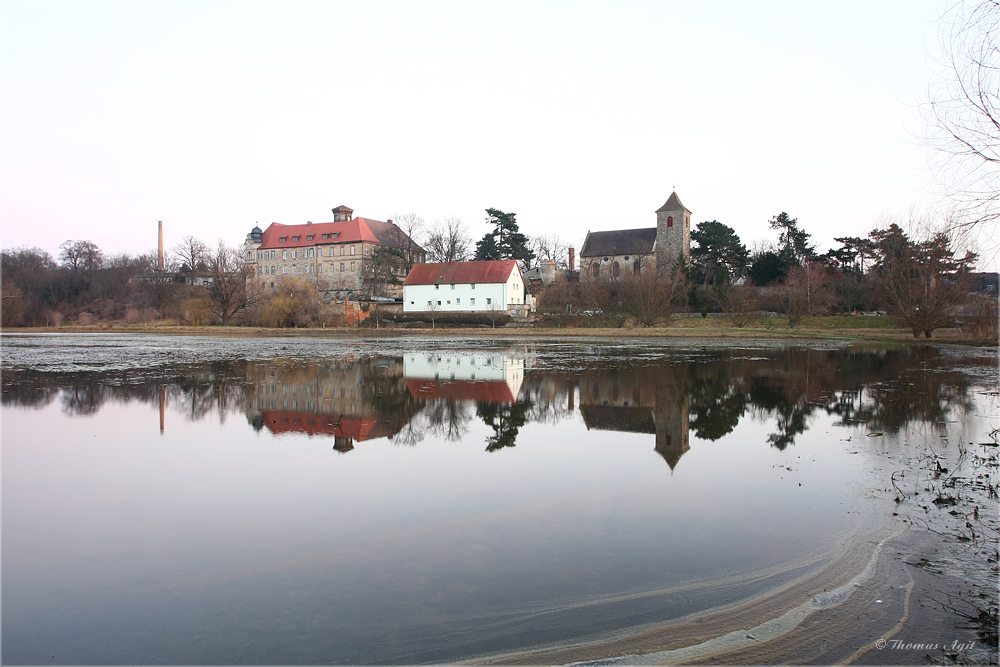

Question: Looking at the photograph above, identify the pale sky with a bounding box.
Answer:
[4,0,989,268]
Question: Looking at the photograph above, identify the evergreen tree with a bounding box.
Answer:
[474,208,535,264]
[690,221,749,285]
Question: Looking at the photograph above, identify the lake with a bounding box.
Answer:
[2,334,997,664]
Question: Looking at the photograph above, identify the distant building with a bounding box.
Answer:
[245,205,426,301]
[580,190,691,280]
[402,260,525,313]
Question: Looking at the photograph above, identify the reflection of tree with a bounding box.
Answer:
[477,401,533,452]
[687,371,747,441]
[425,399,473,442]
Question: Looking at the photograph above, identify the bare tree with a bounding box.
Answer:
[870,223,977,337]
[172,236,208,272]
[425,298,440,329]
[718,281,759,328]
[59,240,104,272]
[616,265,688,327]
[206,241,259,326]
[924,0,999,233]
[529,234,570,269]
[426,216,471,263]
[389,212,426,272]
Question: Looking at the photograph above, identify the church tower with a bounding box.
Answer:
[655,191,691,272]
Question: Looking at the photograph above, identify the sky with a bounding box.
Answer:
[3,0,992,268]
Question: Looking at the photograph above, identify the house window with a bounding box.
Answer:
[437,300,442,305]
[282,266,287,274]
[258,266,263,275]
[340,263,345,272]
[257,251,262,260]
[456,298,461,305]
[293,249,298,259]
[427,301,432,306]
[451,284,455,290]
[410,301,415,305]
[434,284,439,290]
[471,283,476,289]
[282,250,287,259]
[350,261,355,271]
[366,247,370,255]
[350,245,355,255]
[486,298,492,305]
[271,266,275,274]
[667,216,673,228]
[309,248,314,258]
[471,298,476,305]
[292,266,297,274]
[447,300,451,305]
[318,264,322,273]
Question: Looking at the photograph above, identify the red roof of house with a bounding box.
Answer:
[262,410,395,440]
[404,379,517,403]
[258,218,381,250]
[402,260,521,286]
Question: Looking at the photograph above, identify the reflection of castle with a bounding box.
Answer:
[245,358,414,451]
[578,368,690,469]
[403,354,524,403]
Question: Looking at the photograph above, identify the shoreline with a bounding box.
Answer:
[2,324,996,347]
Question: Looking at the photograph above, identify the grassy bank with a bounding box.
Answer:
[2,317,996,346]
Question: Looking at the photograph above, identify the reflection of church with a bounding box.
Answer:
[578,368,690,470]
[245,358,414,452]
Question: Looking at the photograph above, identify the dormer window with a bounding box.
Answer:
[292,235,300,242]
[279,237,287,243]
[306,235,314,241]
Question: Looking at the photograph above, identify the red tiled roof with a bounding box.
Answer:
[258,218,381,249]
[404,379,517,403]
[262,410,395,440]
[402,260,520,286]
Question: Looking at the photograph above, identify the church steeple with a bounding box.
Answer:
[654,190,691,270]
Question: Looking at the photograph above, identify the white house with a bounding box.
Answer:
[402,260,525,313]
[403,353,525,402]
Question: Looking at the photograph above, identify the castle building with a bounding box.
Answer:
[245,205,426,301]
[580,191,691,280]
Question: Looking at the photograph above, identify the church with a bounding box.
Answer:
[579,191,691,280]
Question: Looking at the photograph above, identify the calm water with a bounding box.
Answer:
[2,335,996,664]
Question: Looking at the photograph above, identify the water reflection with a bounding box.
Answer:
[1,345,988,461]
[3,338,996,665]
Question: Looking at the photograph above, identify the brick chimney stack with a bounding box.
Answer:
[568,247,575,271]
[158,221,164,270]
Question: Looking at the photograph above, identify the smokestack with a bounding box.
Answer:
[158,221,164,270]
[569,247,575,271]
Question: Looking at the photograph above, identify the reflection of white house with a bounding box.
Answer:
[404,353,524,402]
[402,260,525,313]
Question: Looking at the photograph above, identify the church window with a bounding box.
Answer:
[667,216,673,227]
[591,264,599,278]
[612,261,620,277]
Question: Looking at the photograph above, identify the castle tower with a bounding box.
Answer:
[655,191,691,272]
